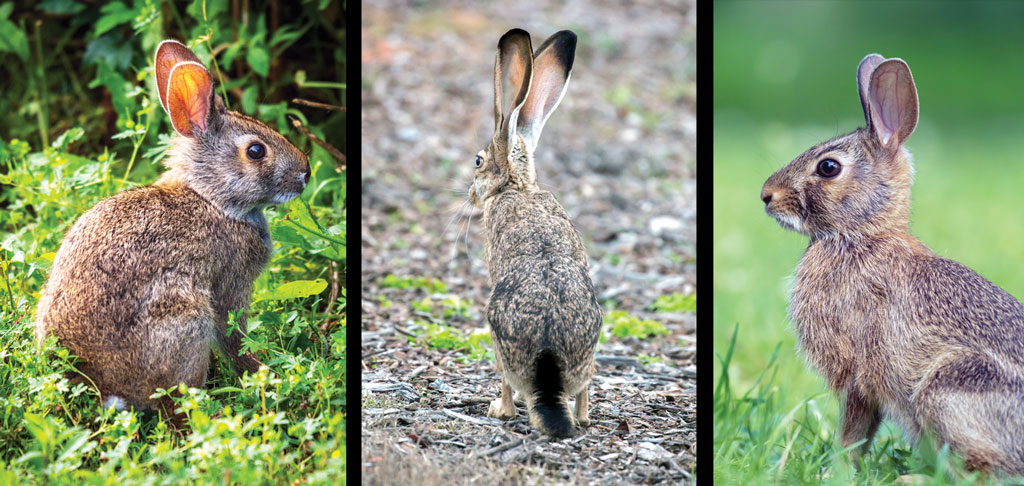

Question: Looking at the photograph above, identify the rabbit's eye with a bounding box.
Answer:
[816,159,841,178]
[247,143,267,160]
[475,155,483,168]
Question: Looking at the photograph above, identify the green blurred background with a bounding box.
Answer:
[715,0,1024,415]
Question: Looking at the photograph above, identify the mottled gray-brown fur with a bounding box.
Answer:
[468,29,601,438]
[35,40,309,416]
[762,54,1024,474]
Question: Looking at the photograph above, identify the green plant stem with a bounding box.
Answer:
[1,250,15,312]
[298,80,346,90]
[122,142,142,182]
[202,0,231,108]
[32,20,49,148]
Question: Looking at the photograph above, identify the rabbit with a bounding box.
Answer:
[467,28,602,439]
[761,53,1024,474]
[34,40,310,416]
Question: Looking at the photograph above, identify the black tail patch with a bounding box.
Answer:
[532,348,572,438]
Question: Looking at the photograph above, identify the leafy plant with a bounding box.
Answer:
[602,310,669,341]
[410,321,493,363]
[380,273,448,294]
[651,292,695,313]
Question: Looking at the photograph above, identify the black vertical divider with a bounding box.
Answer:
[345,0,364,480]
[696,0,712,480]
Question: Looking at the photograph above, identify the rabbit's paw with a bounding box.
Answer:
[487,397,516,420]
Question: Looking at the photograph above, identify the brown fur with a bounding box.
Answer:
[35,40,309,415]
[762,54,1024,474]
[469,29,601,438]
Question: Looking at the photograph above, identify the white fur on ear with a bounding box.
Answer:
[515,31,576,152]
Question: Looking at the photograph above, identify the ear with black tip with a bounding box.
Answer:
[516,30,576,152]
[494,29,534,149]
[866,58,918,147]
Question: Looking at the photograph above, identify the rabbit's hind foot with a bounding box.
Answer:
[487,379,516,420]
[574,389,590,427]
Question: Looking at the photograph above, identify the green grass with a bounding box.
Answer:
[713,326,999,486]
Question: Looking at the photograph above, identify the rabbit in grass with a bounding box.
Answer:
[34,40,310,416]
[467,28,602,439]
[761,54,1024,473]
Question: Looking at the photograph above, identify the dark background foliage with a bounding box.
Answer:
[0,0,345,198]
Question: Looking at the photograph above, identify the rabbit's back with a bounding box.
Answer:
[795,235,1024,410]
[35,183,269,405]
[484,189,601,378]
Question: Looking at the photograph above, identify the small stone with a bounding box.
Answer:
[649,216,684,240]
[429,379,452,392]
[636,442,673,462]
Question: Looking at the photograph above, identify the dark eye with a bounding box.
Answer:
[475,155,483,168]
[247,143,266,160]
[816,158,841,178]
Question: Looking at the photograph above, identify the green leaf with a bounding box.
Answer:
[94,2,136,37]
[0,4,29,62]
[241,85,258,114]
[270,223,311,250]
[270,23,309,49]
[88,62,131,121]
[247,45,269,77]
[84,33,134,71]
[255,279,328,302]
[50,127,84,150]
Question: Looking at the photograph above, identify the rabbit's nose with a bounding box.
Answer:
[761,189,773,205]
[303,165,311,184]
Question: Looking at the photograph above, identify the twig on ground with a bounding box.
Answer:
[443,397,492,408]
[479,433,546,457]
[443,409,490,425]
[292,98,346,112]
[288,116,347,170]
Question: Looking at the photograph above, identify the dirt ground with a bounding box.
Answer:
[360,0,696,483]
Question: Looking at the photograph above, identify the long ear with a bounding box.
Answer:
[494,29,533,149]
[516,30,576,152]
[867,58,918,147]
[155,40,203,113]
[857,53,885,127]
[166,61,213,137]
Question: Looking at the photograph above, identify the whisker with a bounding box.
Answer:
[464,208,473,256]
[448,200,470,265]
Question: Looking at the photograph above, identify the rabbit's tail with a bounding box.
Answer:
[531,348,573,438]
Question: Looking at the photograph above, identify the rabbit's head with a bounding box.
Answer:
[154,40,310,221]
[761,54,919,239]
[469,29,576,208]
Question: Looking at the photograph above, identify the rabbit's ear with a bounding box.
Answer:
[155,40,203,113]
[516,30,576,152]
[857,53,885,126]
[494,29,533,149]
[866,58,918,147]
[166,61,213,137]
